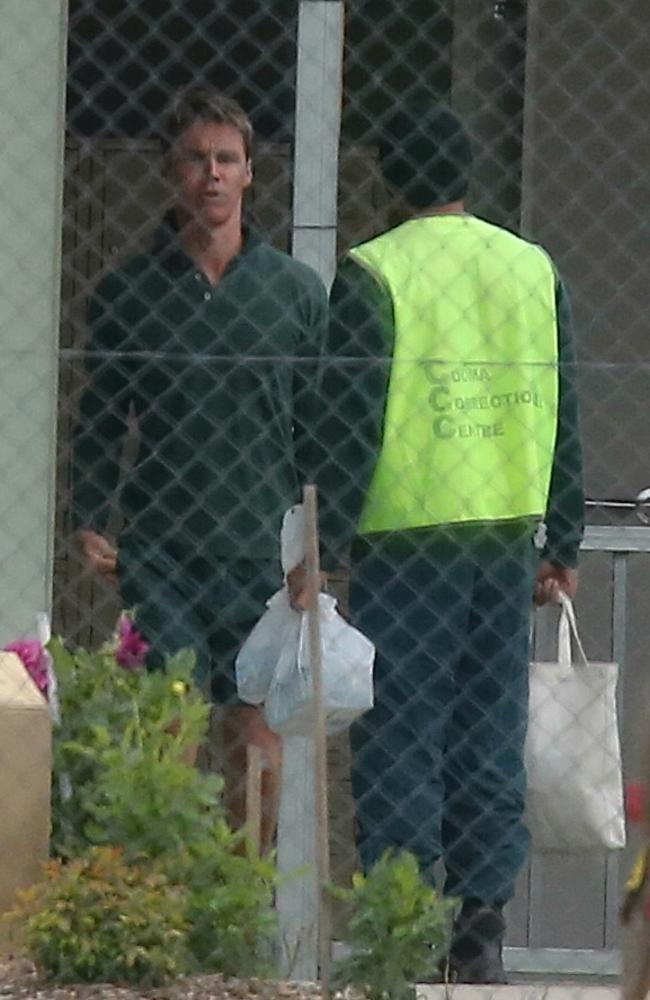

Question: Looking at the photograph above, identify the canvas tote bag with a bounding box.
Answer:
[525,593,626,851]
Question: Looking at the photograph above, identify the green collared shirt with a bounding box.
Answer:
[72,225,328,561]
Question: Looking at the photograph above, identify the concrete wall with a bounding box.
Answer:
[512,0,650,960]
[0,0,68,639]
[522,0,649,503]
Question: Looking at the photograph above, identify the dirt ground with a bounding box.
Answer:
[0,959,326,1000]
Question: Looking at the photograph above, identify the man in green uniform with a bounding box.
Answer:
[316,104,584,981]
[72,89,327,852]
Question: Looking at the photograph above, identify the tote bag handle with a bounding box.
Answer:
[557,591,589,669]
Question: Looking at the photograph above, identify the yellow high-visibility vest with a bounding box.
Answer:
[349,214,559,533]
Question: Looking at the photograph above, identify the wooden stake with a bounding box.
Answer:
[303,484,331,998]
[246,744,263,856]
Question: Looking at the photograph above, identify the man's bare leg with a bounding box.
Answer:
[221,704,282,854]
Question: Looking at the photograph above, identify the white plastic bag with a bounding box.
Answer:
[235,504,375,731]
[525,594,626,852]
[235,588,301,705]
[235,505,305,705]
[264,593,375,736]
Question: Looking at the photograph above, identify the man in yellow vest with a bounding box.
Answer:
[316,103,584,982]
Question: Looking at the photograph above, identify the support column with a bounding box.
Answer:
[291,0,344,289]
[0,0,68,640]
[277,3,344,979]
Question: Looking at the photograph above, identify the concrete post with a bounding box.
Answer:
[278,1,344,980]
[291,0,344,290]
[0,0,68,640]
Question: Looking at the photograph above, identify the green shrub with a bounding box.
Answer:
[77,718,223,863]
[178,820,277,977]
[15,848,189,985]
[34,629,279,986]
[49,639,211,859]
[333,851,456,1000]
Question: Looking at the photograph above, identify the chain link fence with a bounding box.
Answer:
[1,0,650,989]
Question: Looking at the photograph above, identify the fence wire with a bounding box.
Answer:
[1,0,650,989]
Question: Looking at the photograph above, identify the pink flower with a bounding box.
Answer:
[115,616,150,670]
[4,639,49,698]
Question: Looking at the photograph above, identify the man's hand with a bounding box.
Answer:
[534,560,578,607]
[76,530,118,586]
[286,563,328,610]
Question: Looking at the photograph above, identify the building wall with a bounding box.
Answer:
[0,0,67,641]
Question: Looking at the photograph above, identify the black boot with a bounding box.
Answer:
[446,902,508,984]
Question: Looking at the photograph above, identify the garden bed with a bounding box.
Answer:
[0,959,323,1000]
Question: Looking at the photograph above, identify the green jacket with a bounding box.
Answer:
[72,224,328,561]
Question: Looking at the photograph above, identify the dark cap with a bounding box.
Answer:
[378,100,473,209]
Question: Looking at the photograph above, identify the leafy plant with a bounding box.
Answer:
[178,819,277,977]
[80,731,224,862]
[332,851,456,1000]
[13,848,189,985]
[49,638,210,859]
[11,624,280,986]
